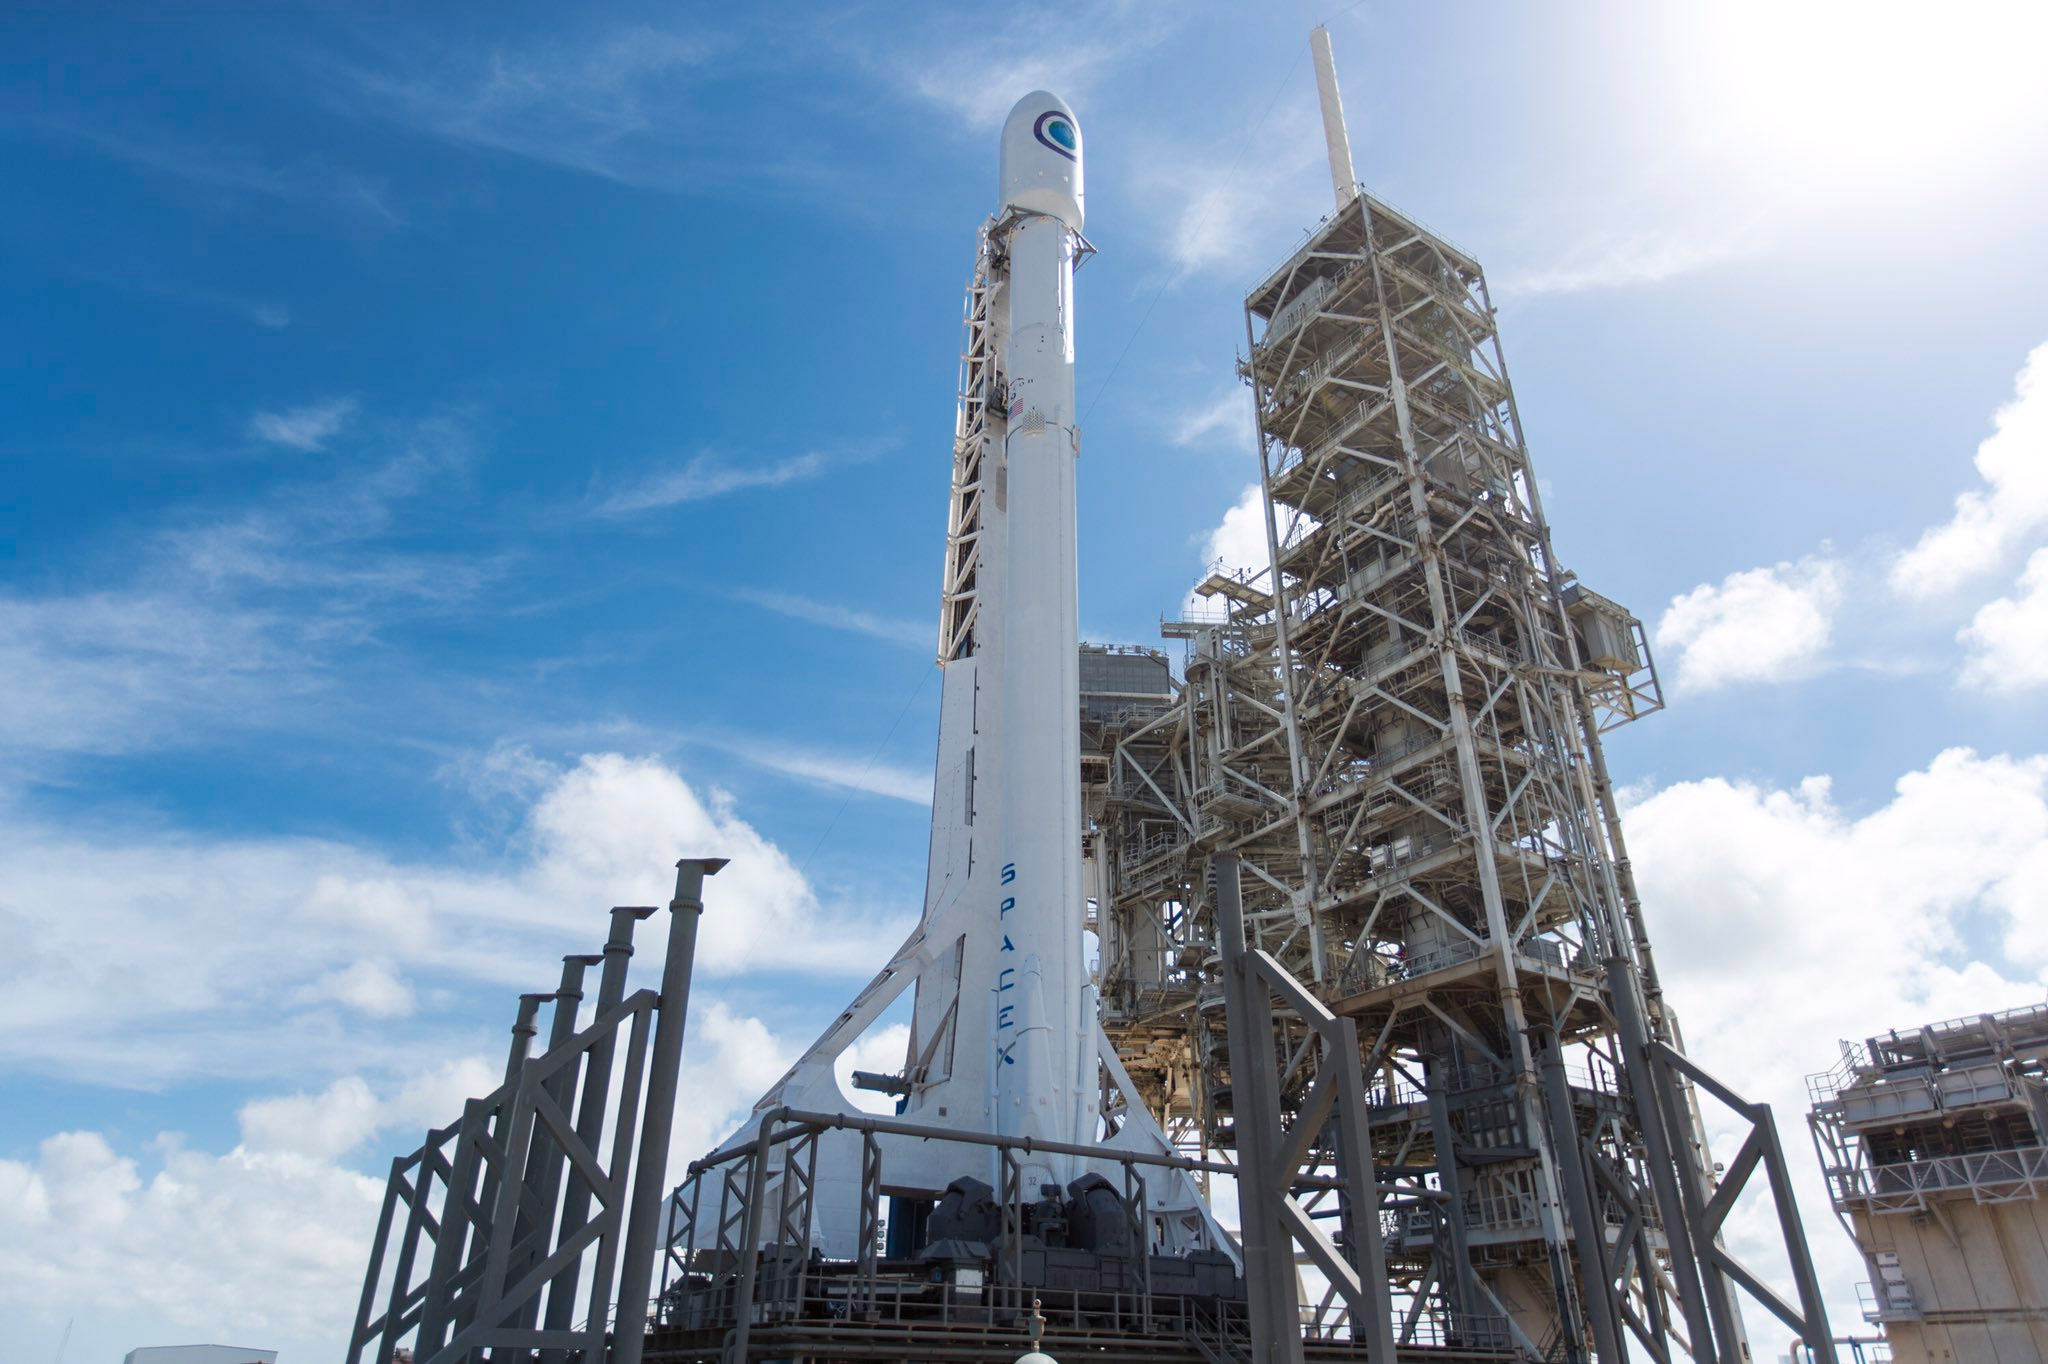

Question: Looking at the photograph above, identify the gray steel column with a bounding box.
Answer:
[1535,1029,1625,1364]
[723,1117,778,1364]
[1647,1047,1744,1359]
[1754,1101,1838,1362]
[419,991,546,1357]
[1241,307,1329,981]
[613,858,724,1364]
[461,992,551,1340]
[1423,1066,1479,1324]
[415,1097,491,1358]
[372,1141,436,1364]
[1215,853,1306,1364]
[348,1155,404,1364]
[508,954,603,1344]
[1325,1006,1398,1360]
[1606,959,1721,1360]
[543,907,654,1363]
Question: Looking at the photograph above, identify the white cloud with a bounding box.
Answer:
[906,44,1123,131]
[248,397,358,451]
[736,587,930,649]
[1197,484,1274,580]
[306,959,417,1018]
[0,589,293,758]
[332,23,713,186]
[0,413,486,765]
[1960,546,2048,692]
[1653,556,1843,690]
[0,752,908,1088]
[738,743,932,806]
[1185,483,1313,612]
[41,120,403,228]
[0,1000,803,1363]
[1170,388,1248,448]
[0,1130,385,1356]
[1178,482,1325,619]
[1624,747,2048,1322]
[833,1022,913,1116]
[597,451,829,514]
[238,1076,387,1161]
[661,1001,806,1189]
[1892,341,2048,596]
[888,5,1172,130]
[1499,222,1760,296]
[1136,102,1325,278]
[381,1055,502,1135]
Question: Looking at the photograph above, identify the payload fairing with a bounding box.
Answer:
[689,93,1220,1260]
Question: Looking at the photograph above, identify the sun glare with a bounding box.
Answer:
[1669,0,2048,196]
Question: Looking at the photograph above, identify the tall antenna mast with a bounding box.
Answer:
[1309,25,1357,209]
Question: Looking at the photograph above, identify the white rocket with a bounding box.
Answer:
[977,91,1089,1192]
[687,93,1222,1260]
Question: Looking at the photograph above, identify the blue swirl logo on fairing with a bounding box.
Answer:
[1033,111,1078,161]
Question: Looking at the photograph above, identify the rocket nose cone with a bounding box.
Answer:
[999,91,1084,229]
[1005,91,1080,160]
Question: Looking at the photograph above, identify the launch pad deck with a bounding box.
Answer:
[649,1221,1516,1364]
[644,1305,1520,1364]
[643,1325,1518,1364]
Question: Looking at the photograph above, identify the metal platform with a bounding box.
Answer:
[644,1285,1519,1364]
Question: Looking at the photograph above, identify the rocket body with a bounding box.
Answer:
[888,92,1092,1193]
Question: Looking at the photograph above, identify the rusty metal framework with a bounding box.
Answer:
[1083,193,1835,1362]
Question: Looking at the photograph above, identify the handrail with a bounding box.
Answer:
[1827,1143,2048,1208]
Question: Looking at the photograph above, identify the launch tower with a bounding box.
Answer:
[1085,28,1843,1364]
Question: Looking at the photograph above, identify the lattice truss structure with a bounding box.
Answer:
[1082,194,1835,1362]
[938,229,997,667]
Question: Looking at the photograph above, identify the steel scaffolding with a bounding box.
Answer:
[1083,190,1836,1363]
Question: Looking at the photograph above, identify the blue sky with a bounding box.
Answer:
[5,3,2047,1359]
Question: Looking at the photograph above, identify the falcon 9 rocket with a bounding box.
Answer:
[683,93,1225,1263]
